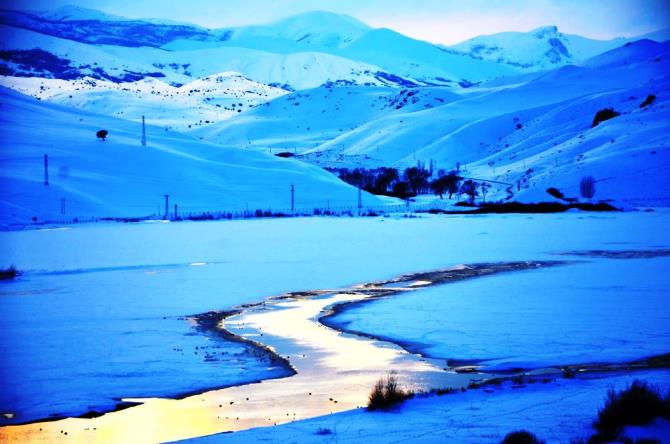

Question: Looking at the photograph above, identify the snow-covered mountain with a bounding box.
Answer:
[199,40,670,206]
[226,11,372,49]
[446,25,669,71]
[0,7,517,88]
[1,4,669,217]
[0,87,389,224]
[0,5,215,47]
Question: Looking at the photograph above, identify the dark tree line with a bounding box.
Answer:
[327,166,467,200]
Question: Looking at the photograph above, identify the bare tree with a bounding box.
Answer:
[580,176,596,200]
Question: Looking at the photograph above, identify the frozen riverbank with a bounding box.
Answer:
[183,369,670,444]
[322,254,670,372]
[1,211,669,440]
[0,261,564,442]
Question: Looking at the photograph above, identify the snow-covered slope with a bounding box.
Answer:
[0,6,215,47]
[446,25,668,71]
[199,40,670,206]
[0,7,519,87]
[0,72,288,130]
[0,23,425,92]
[339,28,517,83]
[0,87,388,224]
[228,11,371,49]
[196,85,463,155]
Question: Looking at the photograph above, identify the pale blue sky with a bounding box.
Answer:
[4,0,669,44]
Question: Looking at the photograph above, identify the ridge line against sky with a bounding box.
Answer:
[3,0,670,44]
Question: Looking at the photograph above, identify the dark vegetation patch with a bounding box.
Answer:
[591,380,670,442]
[0,48,165,81]
[562,249,670,259]
[546,187,565,199]
[591,108,621,127]
[640,94,656,108]
[501,430,545,444]
[274,151,296,158]
[426,201,618,214]
[0,265,19,280]
[327,166,461,200]
[0,49,80,79]
[367,374,414,411]
[2,13,216,48]
[373,71,419,87]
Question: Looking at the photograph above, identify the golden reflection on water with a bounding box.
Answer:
[1,287,474,443]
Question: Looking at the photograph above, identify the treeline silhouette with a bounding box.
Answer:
[326,166,465,200]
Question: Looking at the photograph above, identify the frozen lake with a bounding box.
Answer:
[1,211,669,442]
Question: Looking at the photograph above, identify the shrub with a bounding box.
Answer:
[580,176,596,199]
[460,179,479,204]
[640,94,656,108]
[593,380,668,441]
[315,427,332,435]
[546,187,565,199]
[591,108,620,127]
[0,265,19,280]
[501,430,545,444]
[275,151,295,158]
[367,374,413,411]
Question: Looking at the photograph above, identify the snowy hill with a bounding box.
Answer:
[0,6,214,47]
[0,23,420,90]
[0,72,288,131]
[198,40,670,206]
[0,7,519,88]
[448,26,645,71]
[0,87,388,224]
[228,11,371,49]
[2,5,669,208]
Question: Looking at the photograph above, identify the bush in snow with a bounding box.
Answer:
[430,172,461,199]
[592,380,670,442]
[500,430,544,444]
[546,187,565,200]
[0,265,19,280]
[579,176,596,200]
[591,108,620,127]
[640,94,656,108]
[367,374,413,411]
[460,179,479,204]
[96,129,108,141]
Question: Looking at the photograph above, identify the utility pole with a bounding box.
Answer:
[164,194,169,220]
[357,186,362,215]
[174,204,178,220]
[141,115,147,147]
[290,184,295,213]
[44,154,49,186]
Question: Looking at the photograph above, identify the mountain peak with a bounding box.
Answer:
[531,25,560,39]
[271,10,371,31]
[231,10,372,48]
